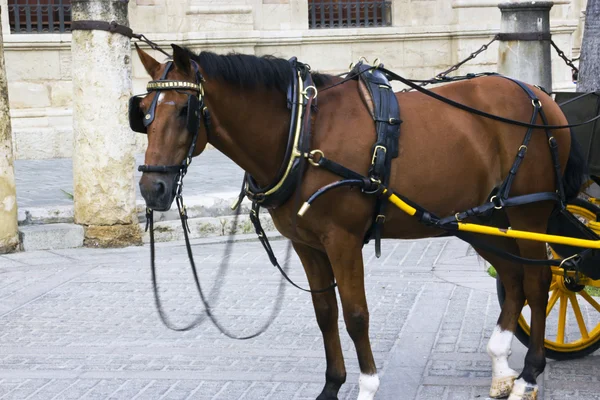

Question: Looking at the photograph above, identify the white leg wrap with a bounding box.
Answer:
[508,378,538,400]
[487,326,519,398]
[357,373,379,400]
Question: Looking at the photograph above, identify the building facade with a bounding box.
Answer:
[0,0,588,159]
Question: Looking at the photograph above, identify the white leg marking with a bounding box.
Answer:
[508,378,538,400]
[487,325,519,398]
[357,373,379,400]
[487,325,518,378]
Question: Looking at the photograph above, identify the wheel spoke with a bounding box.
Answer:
[569,293,589,339]
[547,289,560,317]
[557,293,567,344]
[549,280,558,292]
[580,290,600,313]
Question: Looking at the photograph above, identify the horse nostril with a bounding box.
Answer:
[154,180,167,197]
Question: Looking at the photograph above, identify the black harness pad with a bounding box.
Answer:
[349,61,402,255]
[352,62,401,176]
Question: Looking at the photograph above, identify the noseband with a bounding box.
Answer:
[134,61,210,198]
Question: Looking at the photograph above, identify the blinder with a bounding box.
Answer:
[128,60,204,136]
[186,94,200,136]
[128,92,200,136]
[129,95,147,134]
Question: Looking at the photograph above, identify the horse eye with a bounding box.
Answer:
[179,105,188,117]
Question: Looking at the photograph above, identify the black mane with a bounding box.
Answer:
[185,48,334,93]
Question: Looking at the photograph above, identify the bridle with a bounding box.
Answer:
[134,60,211,204]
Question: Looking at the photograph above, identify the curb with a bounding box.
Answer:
[19,213,275,251]
[18,192,251,226]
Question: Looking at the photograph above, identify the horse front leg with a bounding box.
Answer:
[293,242,346,400]
[323,231,379,400]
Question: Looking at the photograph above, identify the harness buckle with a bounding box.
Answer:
[308,149,324,167]
[490,195,503,210]
[371,145,387,165]
[302,85,318,100]
[376,214,385,224]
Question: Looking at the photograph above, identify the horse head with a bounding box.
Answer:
[133,44,208,211]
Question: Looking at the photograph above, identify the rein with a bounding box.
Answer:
[319,65,600,130]
[137,64,295,336]
[147,205,290,337]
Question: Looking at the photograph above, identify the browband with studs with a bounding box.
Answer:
[146,80,202,93]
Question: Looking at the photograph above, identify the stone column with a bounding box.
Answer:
[0,13,19,254]
[71,0,141,247]
[498,1,554,92]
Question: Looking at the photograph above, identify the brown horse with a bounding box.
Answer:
[134,44,585,400]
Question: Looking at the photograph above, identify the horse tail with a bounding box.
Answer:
[562,129,588,202]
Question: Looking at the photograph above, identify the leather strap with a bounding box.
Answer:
[379,66,600,130]
[72,20,134,37]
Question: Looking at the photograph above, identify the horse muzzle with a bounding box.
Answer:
[139,173,177,212]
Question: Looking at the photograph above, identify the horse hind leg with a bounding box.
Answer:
[473,239,524,398]
[466,209,524,398]
[292,242,346,400]
[504,205,554,400]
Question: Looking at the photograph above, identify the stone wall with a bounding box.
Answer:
[0,0,587,159]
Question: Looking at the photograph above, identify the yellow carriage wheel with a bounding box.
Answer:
[497,198,600,360]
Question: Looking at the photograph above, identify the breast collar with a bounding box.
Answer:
[242,58,318,209]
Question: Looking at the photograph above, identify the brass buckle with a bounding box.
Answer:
[308,149,324,167]
[518,145,527,153]
[302,86,318,100]
[371,145,387,165]
[376,214,385,223]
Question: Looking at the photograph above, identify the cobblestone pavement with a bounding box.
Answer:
[14,151,244,208]
[1,236,599,399]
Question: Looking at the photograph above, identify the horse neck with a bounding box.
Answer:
[204,82,290,187]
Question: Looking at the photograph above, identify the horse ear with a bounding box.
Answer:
[135,43,161,77]
[171,44,191,75]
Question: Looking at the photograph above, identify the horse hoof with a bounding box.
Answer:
[489,374,518,398]
[507,378,538,400]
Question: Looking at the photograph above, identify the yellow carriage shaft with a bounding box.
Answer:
[383,189,600,250]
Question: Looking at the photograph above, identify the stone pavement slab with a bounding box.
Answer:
[0,236,599,399]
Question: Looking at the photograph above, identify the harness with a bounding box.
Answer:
[349,61,402,257]
[242,58,318,209]
[297,61,600,277]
